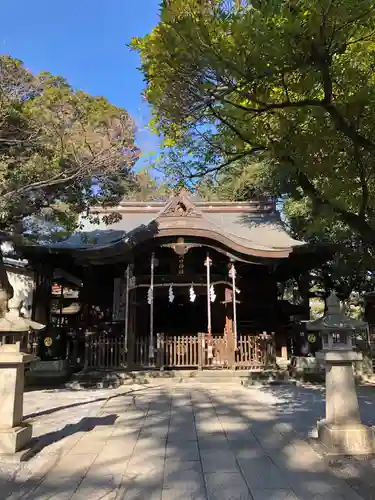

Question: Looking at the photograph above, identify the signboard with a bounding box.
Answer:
[51,283,79,298]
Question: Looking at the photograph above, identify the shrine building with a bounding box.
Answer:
[19,191,330,371]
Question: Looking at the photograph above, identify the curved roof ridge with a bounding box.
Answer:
[21,190,304,259]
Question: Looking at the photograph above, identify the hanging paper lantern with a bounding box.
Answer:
[189,285,196,303]
[168,285,175,303]
[147,287,153,305]
[210,284,216,303]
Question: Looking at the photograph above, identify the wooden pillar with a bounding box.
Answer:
[298,272,310,320]
[79,265,93,370]
[205,253,212,344]
[198,332,204,370]
[84,331,89,371]
[124,264,130,359]
[80,265,93,325]
[224,288,236,369]
[297,271,311,356]
[157,332,165,370]
[126,288,136,369]
[32,263,52,325]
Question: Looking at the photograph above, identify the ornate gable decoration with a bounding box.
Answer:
[159,191,202,218]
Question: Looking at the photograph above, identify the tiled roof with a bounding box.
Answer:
[37,192,304,258]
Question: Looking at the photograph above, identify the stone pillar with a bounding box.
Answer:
[325,353,360,424]
[0,344,36,457]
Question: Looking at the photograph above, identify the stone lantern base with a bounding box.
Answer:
[0,344,38,461]
[317,421,375,456]
[315,350,375,456]
[0,424,33,456]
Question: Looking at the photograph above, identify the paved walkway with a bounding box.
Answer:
[2,383,375,500]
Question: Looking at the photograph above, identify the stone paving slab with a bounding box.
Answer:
[2,383,375,499]
[205,471,252,500]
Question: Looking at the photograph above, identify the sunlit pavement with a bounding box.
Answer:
[2,382,375,499]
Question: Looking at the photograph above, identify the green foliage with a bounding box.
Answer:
[133,0,375,245]
[127,168,173,201]
[0,55,139,239]
[284,196,375,299]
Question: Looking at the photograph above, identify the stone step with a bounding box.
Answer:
[65,368,293,389]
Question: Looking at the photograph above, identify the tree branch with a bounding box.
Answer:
[208,104,253,146]
[296,170,375,242]
[222,97,324,114]
[187,148,264,179]
[323,104,375,154]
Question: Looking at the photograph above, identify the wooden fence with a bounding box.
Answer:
[134,336,155,368]
[164,334,200,368]
[85,331,126,369]
[83,331,272,370]
[235,334,271,369]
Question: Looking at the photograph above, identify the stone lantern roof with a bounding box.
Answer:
[306,292,367,331]
[0,294,45,333]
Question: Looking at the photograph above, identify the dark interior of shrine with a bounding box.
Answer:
[71,239,294,338]
[149,288,226,336]
[36,237,307,348]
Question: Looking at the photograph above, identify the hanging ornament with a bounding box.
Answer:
[168,285,175,303]
[147,287,153,305]
[189,285,196,303]
[210,284,216,303]
[228,264,236,279]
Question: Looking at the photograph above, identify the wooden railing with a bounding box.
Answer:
[211,334,229,367]
[133,334,201,368]
[83,330,273,371]
[164,334,200,368]
[134,336,155,368]
[85,331,126,369]
[236,334,270,369]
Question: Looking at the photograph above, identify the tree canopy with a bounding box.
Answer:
[0,55,139,239]
[133,0,375,251]
[0,55,139,305]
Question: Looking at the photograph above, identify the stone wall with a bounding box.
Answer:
[289,354,373,382]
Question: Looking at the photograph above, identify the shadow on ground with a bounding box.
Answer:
[27,414,118,456]
[24,386,154,420]
[2,383,375,499]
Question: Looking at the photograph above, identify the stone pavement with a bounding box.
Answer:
[1,382,375,500]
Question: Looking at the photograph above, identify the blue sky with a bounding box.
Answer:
[0,0,161,169]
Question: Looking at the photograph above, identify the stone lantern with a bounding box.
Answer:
[0,295,44,458]
[307,291,375,455]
